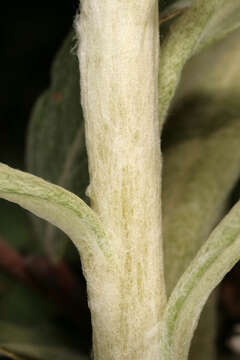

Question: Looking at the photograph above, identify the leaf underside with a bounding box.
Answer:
[27,32,89,262]
[161,199,240,360]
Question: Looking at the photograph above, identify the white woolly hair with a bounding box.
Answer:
[75,1,166,359]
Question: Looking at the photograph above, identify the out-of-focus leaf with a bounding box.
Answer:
[159,0,192,22]
[188,292,216,360]
[0,321,89,360]
[162,30,240,288]
[27,32,89,261]
[161,0,240,51]
[158,0,240,126]
[196,1,240,52]
[160,198,240,360]
[0,279,90,359]
[0,283,55,326]
[0,348,24,360]
[174,28,240,106]
[162,96,240,359]
[219,355,236,360]
[158,0,222,126]
[159,0,192,12]
[0,200,33,252]
[162,95,240,293]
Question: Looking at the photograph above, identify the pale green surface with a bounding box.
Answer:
[162,96,240,359]
[158,0,240,127]
[0,164,120,360]
[162,25,240,359]
[160,201,240,359]
[174,28,240,106]
[0,163,111,263]
[163,96,240,294]
[163,26,240,295]
[27,32,88,261]
[158,0,221,126]
[196,1,240,52]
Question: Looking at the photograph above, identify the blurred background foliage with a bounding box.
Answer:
[1,1,240,359]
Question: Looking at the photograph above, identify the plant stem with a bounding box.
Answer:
[76,1,166,358]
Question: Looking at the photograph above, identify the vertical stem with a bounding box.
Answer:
[76,1,166,359]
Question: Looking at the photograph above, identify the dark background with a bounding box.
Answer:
[0,2,79,168]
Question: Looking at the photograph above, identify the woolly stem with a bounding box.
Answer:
[76,1,166,359]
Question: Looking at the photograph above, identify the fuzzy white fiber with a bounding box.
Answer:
[76,1,166,359]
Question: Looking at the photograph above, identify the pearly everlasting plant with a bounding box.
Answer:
[1,0,240,359]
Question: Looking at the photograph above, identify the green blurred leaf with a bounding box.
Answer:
[0,278,89,360]
[158,0,222,126]
[196,1,240,52]
[0,282,55,326]
[174,28,240,106]
[159,0,192,19]
[0,348,24,360]
[160,198,240,360]
[27,32,89,262]
[0,200,32,252]
[162,96,240,359]
[161,0,240,51]
[159,0,192,12]
[163,95,240,293]
[158,0,240,126]
[0,321,89,360]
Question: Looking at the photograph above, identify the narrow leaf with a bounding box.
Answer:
[162,96,240,293]
[162,96,240,359]
[159,0,193,12]
[159,0,192,24]
[0,348,23,360]
[27,32,88,261]
[160,200,240,360]
[174,28,240,106]
[196,1,240,52]
[0,163,112,266]
[158,0,222,126]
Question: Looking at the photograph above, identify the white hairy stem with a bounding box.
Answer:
[76,1,166,359]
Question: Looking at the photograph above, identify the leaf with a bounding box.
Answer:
[159,0,192,23]
[0,321,89,360]
[0,200,32,252]
[0,163,112,267]
[162,96,240,358]
[160,199,240,360]
[162,95,240,293]
[159,0,192,12]
[26,32,89,261]
[0,348,23,360]
[158,0,240,126]
[174,28,240,106]
[0,279,57,326]
[0,273,90,359]
[196,1,240,52]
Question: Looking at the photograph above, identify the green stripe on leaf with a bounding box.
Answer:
[0,163,112,264]
[160,200,240,359]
